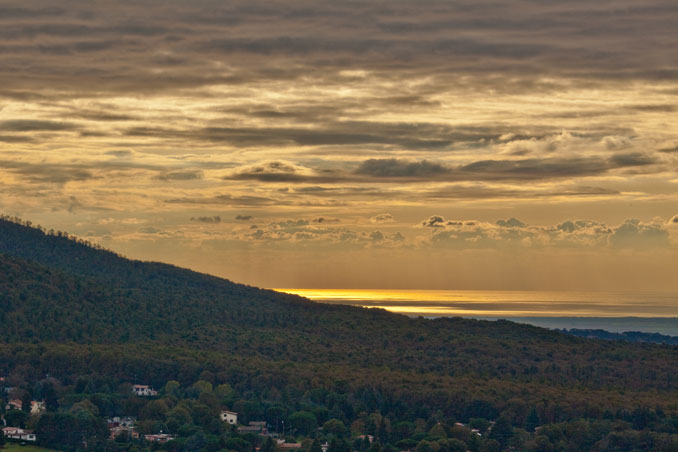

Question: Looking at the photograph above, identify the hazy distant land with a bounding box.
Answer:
[280,289,678,336]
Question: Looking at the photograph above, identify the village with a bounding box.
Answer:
[0,376,513,452]
[1,382,398,451]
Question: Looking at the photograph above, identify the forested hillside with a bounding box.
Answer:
[1,216,677,451]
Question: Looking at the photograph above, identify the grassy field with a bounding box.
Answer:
[2,444,59,452]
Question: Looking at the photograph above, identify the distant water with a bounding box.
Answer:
[277,289,678,336]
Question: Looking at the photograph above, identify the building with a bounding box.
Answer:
[107,416,136,428]
[31,400,45,414]
[144,433,175,443]
[237,421,268,435]
[132,384,158,396]
[5,399,22,411]
[107,417,136,439]
[220,410,238,425]
[3,427,37,442]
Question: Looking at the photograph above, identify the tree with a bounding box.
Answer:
[44,383,59,412]
[488,416,513,448]
[310,439,323,452]
[323,418,348,437]
[21,391,32,413]
[328,438,350,452]
[290,411,318,435]
[4,410,28,428]
[525,407,540,432]
[164,380,181,397]
[262,437,276,452]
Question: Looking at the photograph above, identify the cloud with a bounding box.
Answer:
[312,217,340,224]
[0,160,94,184]
[422,216,446,228]
[166,194,284,207]
[0,120,78,132]
[496,218,526,228]
[458,155,656,181]
[105,150,134,157]
[421,216,673,249]
[610,219,670,248]
[371,214,394,224]
[224,161,333,183]
[355,159,449,178]
[190,216,221,223]
[155,170,203,181]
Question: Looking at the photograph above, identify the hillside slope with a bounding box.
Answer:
[0,216,677,412]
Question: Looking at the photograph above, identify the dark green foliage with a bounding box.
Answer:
[36,411,109,450]
[4,409,27,427]
[290,411,318,435]
[310,438,323,452]
[488,416,513,447]
[21,390,32,413]
[1,216,678,452]
[329,438,351,452]
[525,407,540,432]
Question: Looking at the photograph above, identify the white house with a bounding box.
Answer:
[220,410,238,425]
[3,427,37,442]
[132,385,158,396]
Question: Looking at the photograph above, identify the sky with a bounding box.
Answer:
[1,0,678,291]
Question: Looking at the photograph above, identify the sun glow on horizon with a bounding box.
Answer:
[275,288,678,318]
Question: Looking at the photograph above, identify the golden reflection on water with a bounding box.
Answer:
[274,289,678,318]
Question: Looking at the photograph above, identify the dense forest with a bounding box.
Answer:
[1,216,677,452]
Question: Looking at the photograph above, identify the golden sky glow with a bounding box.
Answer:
[277,289,678,317]
[1,0,678,292]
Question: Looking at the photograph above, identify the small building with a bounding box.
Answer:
[110,426,134,439]
[321,442,329,452]
[6,399,22,411]
[237,422,268,435]
[132,384,158,396]
[220,410,238,425]
[107,416,136,428]
[145,433,175,443]
[3,427,37,442]
[279,443,302,449]
[31,400,46,414]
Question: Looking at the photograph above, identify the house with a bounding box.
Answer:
[321,442,329,452]
[107,416,136,428]
[357,435,374,443]
[5,399,22,411]
[107,417,136,439]
[110,426,134,439]
[220,410,238,424]
[132,384,158,396]
[279,443,302,449]
[237,422,268,435]
[144,433,174,443]
[31,400,45,414]
[2,426,37,442]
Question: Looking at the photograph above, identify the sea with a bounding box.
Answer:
[276,289,678,336]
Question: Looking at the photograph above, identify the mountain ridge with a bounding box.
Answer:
[1,215,677,413]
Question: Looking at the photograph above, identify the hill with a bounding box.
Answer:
[1,216,677,451]
[562,328,678,345]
